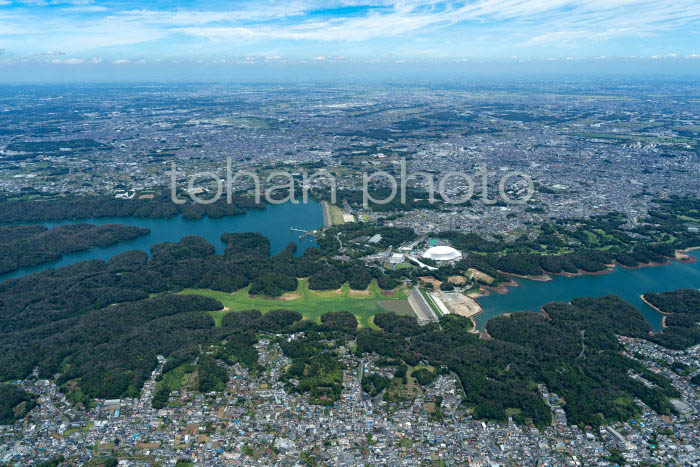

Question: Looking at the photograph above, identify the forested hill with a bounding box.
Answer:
[0,223,150,275]
[353,289,698,428]
[0,191,263,223]
[0,384,37,425]
[355,294,687,429]
[0,231,403,391]
[0,222,696,428]
[643,289,700,349]
[1,196,699,428]
[484,296,677,427]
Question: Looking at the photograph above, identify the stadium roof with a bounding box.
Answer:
[421,245,462,261]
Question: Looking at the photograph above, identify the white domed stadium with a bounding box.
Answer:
[422,245,462,262]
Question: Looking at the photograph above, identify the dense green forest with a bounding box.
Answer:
[485,297,678,427]
[0,241,694,428]
[644,289,700,349]
[196,354,229,393]
[0,384,37,425]
[0,228,415,407]
[361,373,391,397]
[359,297,681,428]
[314,187,443,212]
[0,223,150,274]
[280,327,346,405]
[411,368,437,386]
[1,195,700,427]
[0,191,262,223]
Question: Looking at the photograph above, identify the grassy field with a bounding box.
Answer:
[180,279,409,329]
[378,300,415,316]
[219,117,273,129]
[572,132,694,145]
[157,363,195,393]
[64,422,93,437]
[329,204,347,225]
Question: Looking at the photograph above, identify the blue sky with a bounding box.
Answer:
[0,0,699,80]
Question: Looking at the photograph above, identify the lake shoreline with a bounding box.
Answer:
[470,245,700,330]
[676,246,700,263]
[475,247,700,299]
[0,201,326,284]
[640,294,671,315]
[498,271,553,282]
[640,294,671,330]
[469,279,519,298]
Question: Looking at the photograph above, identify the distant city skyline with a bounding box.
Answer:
[1,0,699,81]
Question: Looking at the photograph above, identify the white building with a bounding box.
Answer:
[421,245,462,262]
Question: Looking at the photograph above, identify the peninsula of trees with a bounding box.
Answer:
[0,191,263,223]
[0,223,150,275]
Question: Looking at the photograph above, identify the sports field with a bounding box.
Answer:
[328,203,349,225]
[180,279,409,329]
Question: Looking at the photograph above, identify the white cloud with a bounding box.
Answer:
[63,5,108,12]
[51,57,85,64]
[161,0,700,46]
[2,0,700,59]
[33,50,66,56]
[19,0,99,5]
[46,56,101,64]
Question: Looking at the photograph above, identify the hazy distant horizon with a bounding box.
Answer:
[2,0,699,83]
[2,57,700,84]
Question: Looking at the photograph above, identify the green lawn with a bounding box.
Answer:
[157,363,195,393]
[572,132,694,145]
[180,279,408,329]
[220,117,272,129]
[329,204,347,225]
[64,422,93,437]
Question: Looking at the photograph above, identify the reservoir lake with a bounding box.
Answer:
[476,253,700,332]
[1,198,698,332]
[0,200,325,283]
